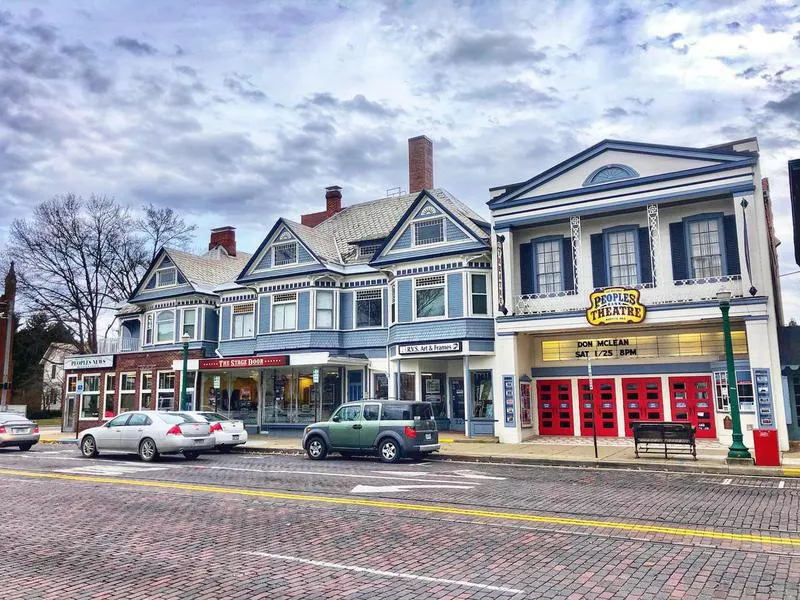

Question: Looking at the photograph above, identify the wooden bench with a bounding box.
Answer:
[631,422,697,460]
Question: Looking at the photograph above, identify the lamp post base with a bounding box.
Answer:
[726,456,755,466]
[727,441,753,461]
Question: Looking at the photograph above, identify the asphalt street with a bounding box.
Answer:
[1,446,799,599]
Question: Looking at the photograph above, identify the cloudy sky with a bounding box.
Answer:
[2,1,800,314]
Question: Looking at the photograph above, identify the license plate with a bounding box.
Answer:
[425,433,431,440]
[13,428,29,434]
[194,439,203,444]
[232,434,239,440]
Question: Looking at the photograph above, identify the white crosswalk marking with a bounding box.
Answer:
[55,464,171,476]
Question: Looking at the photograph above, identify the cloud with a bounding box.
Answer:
[113,36,156,56]
[454,81,561,109]
[223,73,267,103]
[737,65,766,79]
[431,32,546,65]
[765,91,800,117]
[299,92,404,118]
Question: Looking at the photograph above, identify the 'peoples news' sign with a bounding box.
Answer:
[586,287,646,326]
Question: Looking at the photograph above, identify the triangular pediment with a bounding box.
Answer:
[241,220,320,277]
[129,249,190,301]
[489,139,757,207]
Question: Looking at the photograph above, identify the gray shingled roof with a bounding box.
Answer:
[282,219,342,263]
[166,247,252,290]
[312,188,488,264]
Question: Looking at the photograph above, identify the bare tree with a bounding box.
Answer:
[136,203,197,262]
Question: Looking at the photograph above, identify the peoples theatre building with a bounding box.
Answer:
[63,136,791,451]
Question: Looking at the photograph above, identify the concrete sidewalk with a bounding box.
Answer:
[40,427,800,477]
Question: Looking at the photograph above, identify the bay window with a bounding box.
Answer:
[156,310,175,343]
[356,290,382,328]
[232,303,255,338]
[415,275,445,319]
[272,293,297,331]
[182,308,197,339]
[315,291,334,329]
[471,273,488,315]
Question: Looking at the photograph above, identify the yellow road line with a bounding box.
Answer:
[1,467,797,547]
[783,469,800,476]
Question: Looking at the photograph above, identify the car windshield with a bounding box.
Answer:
[158,413,198,424]
[412,404,433,420]
[198,412,230,422]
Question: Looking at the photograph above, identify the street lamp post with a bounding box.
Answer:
[181,332,190,411]
[717,291,752,460]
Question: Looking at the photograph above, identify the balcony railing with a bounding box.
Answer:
[120,337,140,352]
[511,276,744,316]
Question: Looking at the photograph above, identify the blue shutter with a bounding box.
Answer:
[590,234,606,289]
[382,288,388,326]
[258,296,270,334]
[723,215,741,276]
[447,273,463,317]
[638,227,652,284]
[298,291,310,330]
[520,243,533,295]
[669,222,688,281]
[340,292,353,330]
[561,238,574,292]
[220,306,231,341]
[398,280,412,322]
[204,308,218,340]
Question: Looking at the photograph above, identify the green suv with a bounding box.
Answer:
[302,400,440,463]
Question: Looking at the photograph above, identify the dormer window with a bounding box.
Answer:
[156,268,177,287]
[274,242,298,266]
[359,244,381,258]
[414,218,444,246]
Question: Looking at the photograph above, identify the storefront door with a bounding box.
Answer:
[64,396,76,432]
[621,377,664,436]
[347,371,363,402]
[536,379,573,436]
[669,376,716,438]
[449,377,465,431]
[578,378,618,437]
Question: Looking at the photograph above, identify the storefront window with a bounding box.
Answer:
[104,374,116,418]
[157,371,175,410]
[400,373,415,401]
[422,373,447,418]
[140,372,153,410]
[472,371,493,418]
[714,370,754,412]
[262,368,318,424]
[374,373,388,400]
[321,369,342,421]
[120,373,136,412]
[80,375,100,419]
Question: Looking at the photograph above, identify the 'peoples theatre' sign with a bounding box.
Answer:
[586,287,646,326]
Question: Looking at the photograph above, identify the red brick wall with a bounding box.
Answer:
[408,135,433,193]
[209,227,236,256]
[65,349,205,435]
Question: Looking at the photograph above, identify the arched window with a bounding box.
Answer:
[583,164,639,186]
[156,310,175,343]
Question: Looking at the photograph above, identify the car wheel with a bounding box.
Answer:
[138,438,159,462]
[306,436,327,460]
[18,443,33,452]
[378,438,401,464]
[217,445,233,453]
[80,435,98,458]
[183,451,200,460]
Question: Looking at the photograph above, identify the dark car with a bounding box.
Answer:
[302,400,440,463]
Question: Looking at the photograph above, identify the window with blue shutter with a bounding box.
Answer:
[532,237,563,294]
[590,233,607,288]
[520,243,533,295]
[723,215,741,276]
[603,227,639,287]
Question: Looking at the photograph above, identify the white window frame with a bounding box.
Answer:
[79,373,101,421]
[155,309,176,345]
[413,217,445,247]
[156,267,177,288]
[390,282,397,325]
[156,370,175,411]
[103,373,117,417]
[273,242,299,267]
[355,289,383,329]
[182,307,198,340]
[118,372,137,413]
[413,275,447,321]
[140,372,154,410]
[359,244,381,258]
[272,293,298,332]
[469,272,490,316]
[66,374,77,394]
[314,290,335,329]
[231,303,255,339]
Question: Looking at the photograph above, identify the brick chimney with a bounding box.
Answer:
[408,135,433,194]
[301,186,344,227]
[209,226,236,256]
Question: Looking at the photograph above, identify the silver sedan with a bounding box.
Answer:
[78,411,213,462]
[187,411,249,452]
[0,412,40,451]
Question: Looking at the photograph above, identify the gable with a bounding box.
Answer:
[247,224,318,275]
[373,193,486,263]
[129,249,193,302]
[489,140,757,208]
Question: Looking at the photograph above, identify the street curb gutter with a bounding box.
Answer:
[39,439,787,477]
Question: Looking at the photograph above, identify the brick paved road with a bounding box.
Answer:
[1,446,799,599]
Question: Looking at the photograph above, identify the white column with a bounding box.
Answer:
[570,216,582,295]
[614,377,626,437]
[746,319,790,451]
[494,335,521,443]
[661,376,673,421]
[463,355,472,437]
[647,204,663,287]
[571,377,581,437]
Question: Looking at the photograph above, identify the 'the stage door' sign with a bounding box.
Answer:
[586,287,646,326]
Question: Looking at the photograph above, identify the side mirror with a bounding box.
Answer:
[332,416,340,422]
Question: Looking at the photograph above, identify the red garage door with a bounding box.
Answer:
[578,378,618,437]
[536,379,573,436]
[622,377,664,436]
